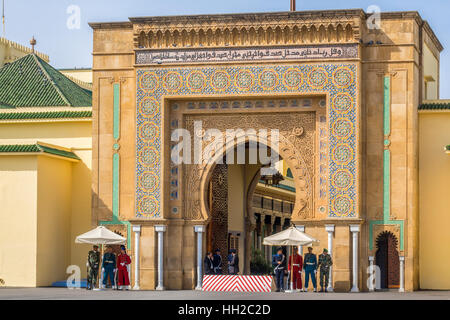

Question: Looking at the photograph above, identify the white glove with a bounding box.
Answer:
[86,262,89,267]
[314,270,317,275]
[102,268,105,272]
[121,262,125,267]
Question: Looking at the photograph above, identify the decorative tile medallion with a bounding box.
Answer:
[140,122,159,142]
[332,93,353,114]
[163,71,183,93]
[138,72,159,92]
[259,69,279,90]
[331,169,353,190]
[332,67,353,88]
[283,68,303,89]
[139,171,160,192]
[331,143,354,165]
[332,118,354,139]
[187,71,206,92]
[211,70,230,92]
[235,70,254,91]
[140,97,160,117]
[331,195,353,217]
[308,67,328,89]
[136,63,358,218]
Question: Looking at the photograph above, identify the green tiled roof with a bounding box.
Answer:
[0,143,80,160]
[0,110,92,120]
[258,180,296,192]
[419,101,450,110]
[0,54,92,108]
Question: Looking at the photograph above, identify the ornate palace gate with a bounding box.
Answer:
[133,29,360,289]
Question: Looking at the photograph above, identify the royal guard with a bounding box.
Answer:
[288,246,303,291]
[116,245,131,290]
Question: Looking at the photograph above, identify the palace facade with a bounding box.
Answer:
[89,9,450,291]
[1,8,449,291]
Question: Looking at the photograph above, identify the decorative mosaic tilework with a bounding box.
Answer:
[136,64,358,218]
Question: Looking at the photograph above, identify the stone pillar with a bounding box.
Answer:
[399,256,405,293]
[350,224,360,292]
[295,225,305,256]
[265,215,273,262]
[325,224,335,292]
[155,225,166,291]
[132,225,141,290]
[368,256,375,292]
[194,225,205,290]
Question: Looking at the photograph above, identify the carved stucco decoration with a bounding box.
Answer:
[373,224,402,253]
[132,12,362,48]
[183,112,315,221]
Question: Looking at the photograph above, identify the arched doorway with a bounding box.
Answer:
[375,231,400,289]
[205,142,295,275]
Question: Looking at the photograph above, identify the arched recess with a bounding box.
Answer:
[375,231,400,289]
[195,133,312,224]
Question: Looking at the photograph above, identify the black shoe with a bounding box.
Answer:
[325,288,328,292]
[276,289,280,292]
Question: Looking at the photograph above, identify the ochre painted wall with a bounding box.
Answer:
[0,121,92,149]
[0,156,38,287]
[0,119,92,285]
[419,111,450,289]
[36,156,72,286]
[70,149,93,279]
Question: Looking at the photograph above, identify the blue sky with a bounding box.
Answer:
[3,0,450,97]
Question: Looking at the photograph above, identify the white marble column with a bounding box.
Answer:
[155,225,166,291]
[350,224,360,292]
[325,224,335,292]
[368,256,375,292]
[194,225,205,290]
[399,256,405,293]
[295,225,305,256]
[132,225,141,290]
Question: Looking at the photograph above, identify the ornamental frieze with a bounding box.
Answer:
[135,44,358,65]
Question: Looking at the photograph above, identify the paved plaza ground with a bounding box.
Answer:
[0,287,449,300]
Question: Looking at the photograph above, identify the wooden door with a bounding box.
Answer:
[375,231,400,289]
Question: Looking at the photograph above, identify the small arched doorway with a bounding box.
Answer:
[375,231,400,289]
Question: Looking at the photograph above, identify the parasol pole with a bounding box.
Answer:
[290,245,294,291]
[96,244,104,290]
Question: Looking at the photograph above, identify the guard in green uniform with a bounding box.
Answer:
[318,248,333,292]
[86,245,100,290]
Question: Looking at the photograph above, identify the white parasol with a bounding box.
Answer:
[263,226,319,246]
[263,226,319,293]
[75,226,126,245]
[75,226,126,290]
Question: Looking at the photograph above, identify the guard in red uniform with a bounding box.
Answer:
[117,245,131,290]
[288,246,303,291]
